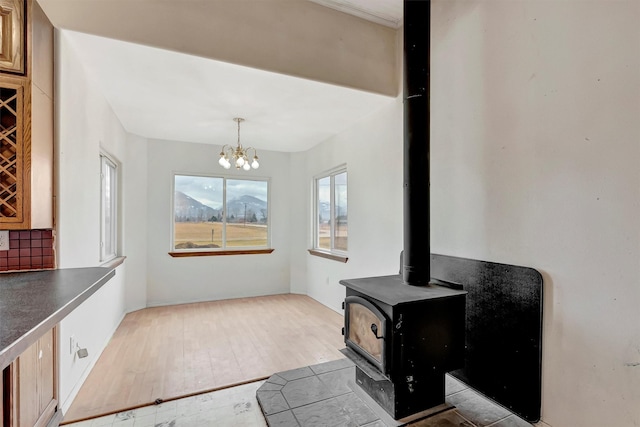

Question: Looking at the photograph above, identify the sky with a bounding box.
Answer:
[317,172,347,213]
[174,174,267,209]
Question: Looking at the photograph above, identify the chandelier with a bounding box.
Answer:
[218,118,260,170]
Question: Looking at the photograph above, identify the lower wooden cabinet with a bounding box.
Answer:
[2,327,60,427]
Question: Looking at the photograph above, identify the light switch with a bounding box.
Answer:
[0,230,9,251]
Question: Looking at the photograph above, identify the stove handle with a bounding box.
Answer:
[370,324,384,340]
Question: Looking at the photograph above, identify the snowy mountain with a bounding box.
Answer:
[175,192,267,223]
[174,191,219,222]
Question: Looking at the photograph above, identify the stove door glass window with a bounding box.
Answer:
[348,303,383,363]
[345,296,387,372]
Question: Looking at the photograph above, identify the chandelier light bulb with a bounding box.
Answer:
[251,157,260,169]
[218,155,227,167]
[236,156,245,167]
[243,162,251,171]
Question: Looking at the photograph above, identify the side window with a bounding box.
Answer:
[173,174,270,251]
[100,154,117,262]
[314,166,347,254]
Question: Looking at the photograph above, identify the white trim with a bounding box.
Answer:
[312,164,348,256]
[99,153,118,262]
[312,163,347,181]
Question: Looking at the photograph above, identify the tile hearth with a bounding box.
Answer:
[257,358,380,426]
[256,358,534,427]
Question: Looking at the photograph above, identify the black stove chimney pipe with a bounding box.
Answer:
[402,0,431,286]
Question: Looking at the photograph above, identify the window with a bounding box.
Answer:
[314,166,347,255]
[100,154,118,262]
[172,174,270,253]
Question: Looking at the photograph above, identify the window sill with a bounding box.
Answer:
[100,256,126,269]
[308,249,349,263]
[169,249,274,257]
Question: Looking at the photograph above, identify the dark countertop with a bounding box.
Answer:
[0,267,116,370]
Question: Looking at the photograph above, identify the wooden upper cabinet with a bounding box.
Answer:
[0,0,53,229]
[0,78,25,226]
[0,0,25,75]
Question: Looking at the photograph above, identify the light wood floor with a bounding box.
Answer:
[62,294,345,424]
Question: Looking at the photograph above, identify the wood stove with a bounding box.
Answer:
[340,276,466,420]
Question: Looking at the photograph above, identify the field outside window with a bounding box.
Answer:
[315,167,347,254]
[173,174,269,251]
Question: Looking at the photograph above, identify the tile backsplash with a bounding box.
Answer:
[0,230,55,272]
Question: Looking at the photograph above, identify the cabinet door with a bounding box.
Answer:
[15,328,57,427]
[0,80,25,226]
[16,340,38,427]
[36,329,56,424]
[0,0,25,74]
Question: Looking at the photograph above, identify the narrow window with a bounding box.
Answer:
[314,166,347,254]
[173,174,270,252]
[100,154,117,262]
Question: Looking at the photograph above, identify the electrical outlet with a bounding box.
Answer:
[0,230,9,251]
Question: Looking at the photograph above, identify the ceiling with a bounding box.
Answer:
[60,0,403,153]
[309,0,402,28]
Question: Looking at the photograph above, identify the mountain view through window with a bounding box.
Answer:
[174,175,269,250]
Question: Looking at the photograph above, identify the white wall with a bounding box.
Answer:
[123,133,149,311]
[430,1,640,426]
[55,30,148,411]
[145,139,292,306]
[288,150,309,295]
[56,265,126,413]
[293,97,402,313]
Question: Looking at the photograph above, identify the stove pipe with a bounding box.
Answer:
[402,0,431,286]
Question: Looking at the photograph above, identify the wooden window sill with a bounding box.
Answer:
[169,249,274,257]
[308,249,348,263]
